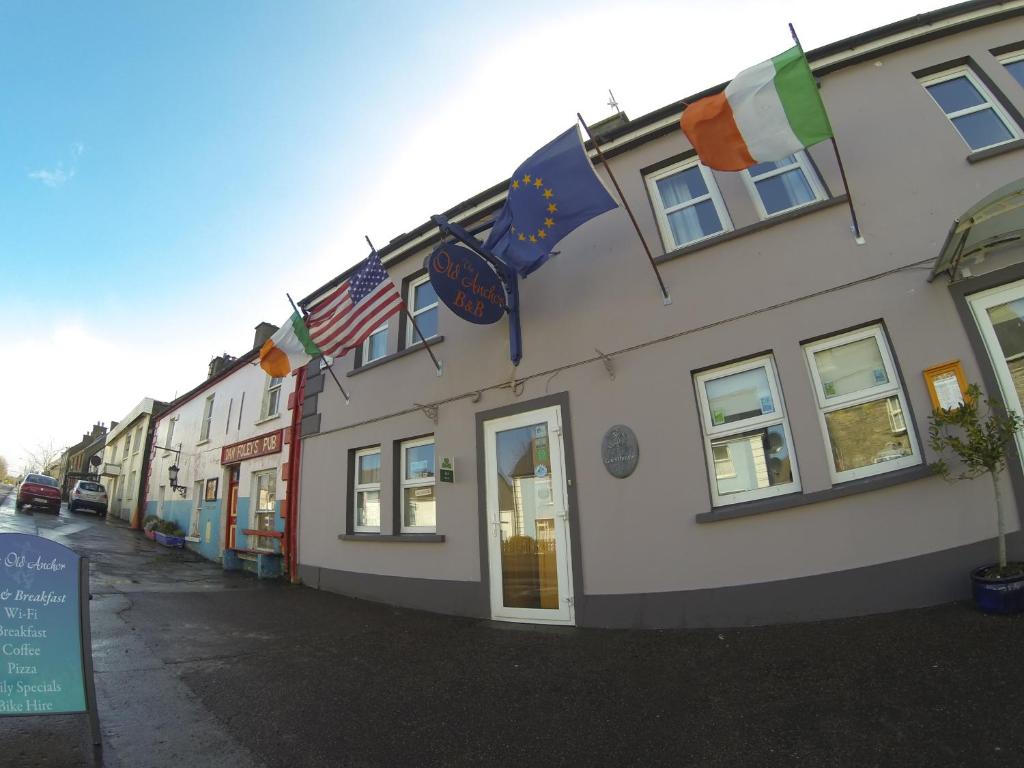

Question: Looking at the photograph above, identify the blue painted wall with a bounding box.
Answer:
[145,495,286,563]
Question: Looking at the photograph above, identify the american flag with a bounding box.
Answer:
[307,250,403,358]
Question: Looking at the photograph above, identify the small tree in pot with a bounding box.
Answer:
[929,383,1024,613]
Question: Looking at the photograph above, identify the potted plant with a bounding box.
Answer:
[153,519,186,548]
[929,383,1024,614]
[142,515,159,541]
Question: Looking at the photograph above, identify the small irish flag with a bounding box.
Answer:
[681,45,832,172]
[259,312,321,377]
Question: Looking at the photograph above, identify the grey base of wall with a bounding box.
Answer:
[300,531,1022,629]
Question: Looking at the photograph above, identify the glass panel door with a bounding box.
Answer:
[969,281,1024,464]
[484,406,574,624]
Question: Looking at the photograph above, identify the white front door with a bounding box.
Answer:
[483,405,575,625]
[970,278,1024,464]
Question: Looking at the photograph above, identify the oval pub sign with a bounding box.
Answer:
[601,425,639,478]
[426,243,506,325]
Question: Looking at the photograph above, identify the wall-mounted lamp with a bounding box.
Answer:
[155,443,186,497]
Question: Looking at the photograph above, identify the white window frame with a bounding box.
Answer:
[133,425,143,455]
[920,67,1021,151]
[741,151,826,220]
[362,321,389,364]
[199,394,215,442]
[163,418,176,456]
[405,275,439,347]
[803,325,921,483]
[189,481,203,540]
[400,436,436,533]
[353,447,382,533]
[122,435,130,459]
[694,355,801,506]
[998,50,1024,89]
[251,470,276,551]
[260,375,283,420]
[646,157,732,251]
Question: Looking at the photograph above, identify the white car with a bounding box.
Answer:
[69,480,108,516]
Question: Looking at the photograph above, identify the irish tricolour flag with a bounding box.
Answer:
[681,46,832,172]
[259,312,321,377]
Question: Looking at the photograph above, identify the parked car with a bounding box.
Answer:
[15,473,62,513]
[69,480,108,516]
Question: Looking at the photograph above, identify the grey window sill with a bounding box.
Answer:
[967,138,1024,164]
[347,336,445,377]
[655,195,848,265]
[338,533,446,543]
[696,463,933,524]
[254,413,282,426]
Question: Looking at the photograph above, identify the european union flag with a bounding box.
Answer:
[484,126,618,277]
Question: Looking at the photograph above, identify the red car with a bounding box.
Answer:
[15,473,62,514]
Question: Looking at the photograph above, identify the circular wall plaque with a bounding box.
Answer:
[601,425,639,478]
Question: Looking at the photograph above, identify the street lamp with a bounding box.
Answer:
[155,443,187,497]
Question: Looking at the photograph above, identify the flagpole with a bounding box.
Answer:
[789,23,865,245]
[577,112,672,305]
[365,236,443,377]
[287,292,350,404]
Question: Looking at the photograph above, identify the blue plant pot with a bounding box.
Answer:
[971,565,1024,614]
[154,531,186,549]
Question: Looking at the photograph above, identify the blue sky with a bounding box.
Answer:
[0,0,930,472]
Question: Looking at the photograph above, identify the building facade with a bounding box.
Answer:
[58,423,108,499]
[100,398,167,524]
[292,2,1024,628]
[144,326,300,576]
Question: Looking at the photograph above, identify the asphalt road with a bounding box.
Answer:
[2,496,1024,767]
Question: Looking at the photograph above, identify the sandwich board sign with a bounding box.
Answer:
[0,533,101,746]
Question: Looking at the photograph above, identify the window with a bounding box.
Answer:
[190,481,203,539]
[803,325,920,482]
[400,437,436,532]
[406,275,439,347]
[362,322,389,364]
[646,158,731,249]
[353,447,381,532]
[164,418,176,455]
[742,152,825,218]
[133,425,143,454]
[921,68,1020,151]
[200,395,215,442]
[999,51,1024,89]
[694,355,800,506]
[127,470,137,500]
[261,376,283,419]
[252,471,276,550]
[122,435,130,459]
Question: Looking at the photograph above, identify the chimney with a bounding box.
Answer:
[588,112,630,141]
[208,353,236,379]
[110,421,119,431]
[253,322,278,351]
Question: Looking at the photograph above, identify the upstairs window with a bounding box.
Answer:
[803,325,920,483]
[646,158,731,250]
[122,435,130,459]
[921,67,1020,151]
[694,355,800,506]
[405,275,438,347]
[362,322,389,364]
[742,152,825,219]
[999,51,1024,89]
[261,376,283,419]
[200,394,215,442]
[353,447,381,533]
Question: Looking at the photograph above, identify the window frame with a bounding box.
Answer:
[133,425,143,455]
[803,325,921,483]
[741,151,826,220]
[920,66,1021,151]
[645,157,733,251]
[251,470,277,550]
[399,436,437,534]
[352,446,382,533]
[199,394,215,442]
[261,375,283,420]
[405,274,439,348]
[998,50,1024,89]
[163,418,176,456]
[693,354,801,507]
[121,435,130,459]
[362,321,390,364]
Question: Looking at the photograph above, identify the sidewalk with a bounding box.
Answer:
[3,503,1024,767]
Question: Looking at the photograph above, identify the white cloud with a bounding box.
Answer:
[28,141,84,188]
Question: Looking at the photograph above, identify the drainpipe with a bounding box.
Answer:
[285,366,306,582]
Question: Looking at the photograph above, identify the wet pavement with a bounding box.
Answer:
[2,493,1024,767]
